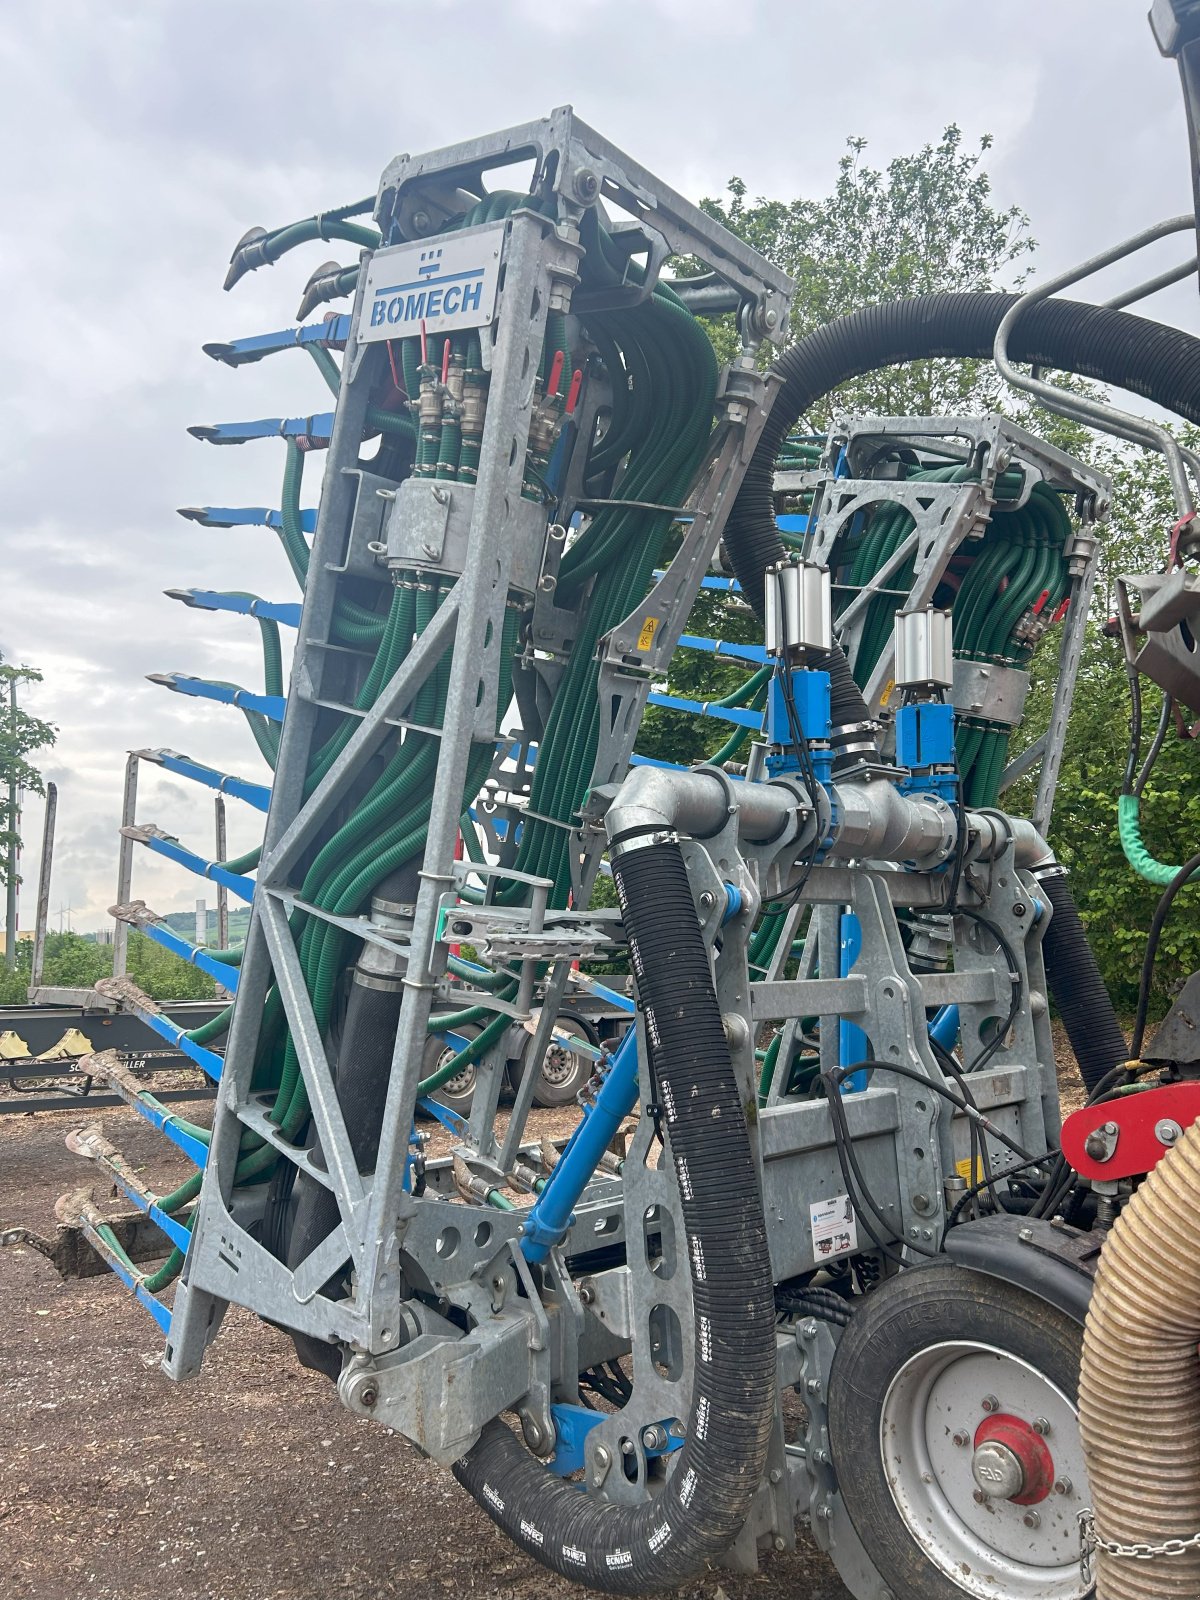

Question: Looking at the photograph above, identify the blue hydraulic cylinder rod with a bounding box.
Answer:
[929,1004,960,1053]
[520,1026,639,1264]
[838,911,869,1093]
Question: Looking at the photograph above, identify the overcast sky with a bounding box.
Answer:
[1,0,1195,936]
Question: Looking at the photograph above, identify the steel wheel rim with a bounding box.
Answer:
[540,1041,578,1088]
[879,1339,1089,1599]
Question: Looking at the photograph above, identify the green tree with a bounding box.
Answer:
[699,126,1035,419]
[0,653,56,895]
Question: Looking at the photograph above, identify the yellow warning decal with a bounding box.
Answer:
[879,679,896,708]
[637,616,661,651]
[956,1156,983,1184]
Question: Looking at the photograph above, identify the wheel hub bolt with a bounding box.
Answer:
[981,1395,1000,1413]
[1032,1417,1051,1437]
[1023,1510,1041,1529]
[953,1430,971,1448]
[972,1488,987,1505]
[1055,1477,1073,1496]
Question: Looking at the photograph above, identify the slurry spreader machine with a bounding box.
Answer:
[35,11,1200,1597]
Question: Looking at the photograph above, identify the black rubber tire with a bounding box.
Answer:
[424,1023,479,1115]
[528,1012,597,1108]
[827,1261,1088,1600]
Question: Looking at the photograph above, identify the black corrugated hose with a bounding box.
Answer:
[453,839,777,1593]
[726,292,1200,620]
[1034,867,1129,1092]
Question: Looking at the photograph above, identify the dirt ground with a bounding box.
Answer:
[0,1088,853,1600]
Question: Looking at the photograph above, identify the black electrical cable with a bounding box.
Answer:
[931,1036,999,1218]
[1135,694,1174,797]
[954,906,1024,1075]
[1122,664,1144,796]
[774,1282,854,1327]
[1130,845,1200,1058]
[828,1059,1038,1165]
[820,1071,936,1263]
[944,1154,1052,1238]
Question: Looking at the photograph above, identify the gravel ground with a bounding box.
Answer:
[0,1089,852,1600]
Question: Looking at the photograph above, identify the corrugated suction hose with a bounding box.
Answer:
[453,839,777,1592]
[1079,1123,1200,1598]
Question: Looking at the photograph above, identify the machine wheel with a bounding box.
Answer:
[423,1024,479,1115]
[827,1260,1091,1600]
[522,1013,596,1108]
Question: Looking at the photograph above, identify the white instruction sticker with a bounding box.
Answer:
[809,1193,858,1261]
[357,224,506,344]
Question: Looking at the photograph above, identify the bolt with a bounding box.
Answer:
[800,1319,818,1339]
[816,1505,834,1522]
[953,1430,971,1448]
[1023,1510,1041,1530]
[806,1378,822,1395]
[911,1193,933,1215]
[1084,1130,1111,1161]
[411,209,432,234]
[1103,1121,1119,1136]
[1032,1417,1051,1437]
[642,1424,668,1451]
[1156,1118,1184,1147]
[1055,1477,1073,1496]
[358,1383,378,1410]
[921,1471,933,1484]
[774,1535,787,1550]
[1013,901,1028,918]
[520,1412,544,1450]
[572,167,599,203]
[769,1468,782,1484]
[812,1448,830,1466]
[594,1444,611,1468]
[698,890,716,911]
[981,1395,1000,1414]
[578,1281,595,1306]
[972,1488,987,1505]
[620,1438,636,1456]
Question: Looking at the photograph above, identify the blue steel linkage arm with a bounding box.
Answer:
[521,1026,640,1264]
[121,911,241,992]
[187,413,335,447]
[177,506,318,532]
[165,588,302,629]
[146,672,286,723]
[202,315,351,367]
[138,748,272,812]
[121,824,257,903]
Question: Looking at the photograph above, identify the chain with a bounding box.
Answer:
[1079,1508,1200,1583]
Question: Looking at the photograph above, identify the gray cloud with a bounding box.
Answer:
[0,0,1192,931]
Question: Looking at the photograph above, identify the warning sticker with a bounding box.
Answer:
[637,615,661,651]
[809,1193,858,1261]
